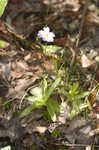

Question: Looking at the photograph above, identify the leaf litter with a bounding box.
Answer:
[0,0,99,150]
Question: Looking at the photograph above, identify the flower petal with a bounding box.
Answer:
[50,32,55,38]
[43,27,50,32]
[37,27,55,42]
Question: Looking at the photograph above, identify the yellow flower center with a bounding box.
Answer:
[45,33,49,38]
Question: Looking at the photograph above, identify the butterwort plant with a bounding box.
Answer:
[37,27,55,42]
[20,76,61,122]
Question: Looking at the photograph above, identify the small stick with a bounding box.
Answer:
[66,0,89,82]
[76,0,89,48]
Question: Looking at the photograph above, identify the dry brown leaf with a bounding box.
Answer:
[35,126,47,134]
[81,54,95,68]
[44,59,55,73]
[12,60,29,71]
[11,60,29,79]
[24,53,31,61]
[6,76,40,99]
[55,35,68,46]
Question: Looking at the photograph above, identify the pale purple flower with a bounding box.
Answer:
[37,27,55,42]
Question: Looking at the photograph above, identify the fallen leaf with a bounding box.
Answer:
[81,54,95,68]
[35,126,47,134]
[6,76,40,99]
[55,36,68,46]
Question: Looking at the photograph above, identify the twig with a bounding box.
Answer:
[52,142,91,147]
[19,85,36,109]
[69,47,76,68]
[51,142,99,148]
[66,0,89,82]
[76,0,89,48]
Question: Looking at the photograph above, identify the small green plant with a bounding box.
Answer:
[60,82,90,118]
[0,0,8,18]
[51,129,60,139]
[20,26,90,121]
[20,75,61,122]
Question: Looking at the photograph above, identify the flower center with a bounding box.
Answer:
[45,33,49,38]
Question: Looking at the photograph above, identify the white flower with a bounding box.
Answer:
[37,27,55,42]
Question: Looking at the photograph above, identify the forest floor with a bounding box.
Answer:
[0,0,99,150]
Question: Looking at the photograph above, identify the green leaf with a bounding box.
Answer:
[46,99,57,122]
[42,45,62,53]
[45,77,61,101]
[70,108,79,119]
[69,82,79,95]
[30,87,43,99]
[28,87,45,104]
[43,110,51,121]
[46,98,60,122]
[70,102,89,119]
[0,40,9,48]
[27,96,34,102]
[79,102,89,110]
[20,100,45,118]
[27,96,40,103]
[41,76,48,96]
[0,0,8,17]
[20,77,61,119]
[73,82,79,90]
[34,98,46,107]
[51,99,60,113]
[20,104,35,118]
[76,91,90,99]
[51,129,60,139]
[27,96,46,107]
[28,84,47,106]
